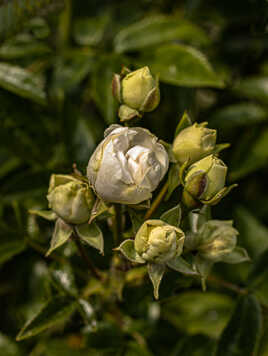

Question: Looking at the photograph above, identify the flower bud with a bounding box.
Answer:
[112,66,160,121]
[197,220,238,261]
[47,174,95,224]
[172,122,216,165]
[134,220,185,264]
[183,155,227,207]
[87,125,169,205]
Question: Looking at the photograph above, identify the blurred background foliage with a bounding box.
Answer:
[1,0,268,355]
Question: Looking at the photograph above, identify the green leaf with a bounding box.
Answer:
[16,296,77,341]
[114,15,210,53]
[0,63,46,105]
[163,291,234,338]
[160,204,182,227]
[0,240,26,265]
[0,156,21,180]
[75,222,104,254]
[174,111,192,137]
[201,184,238,206]
[258,321,268,356]
[216,295,262,356]
[49,263,78,297]
[89,198,111,224]
[220,247,250,264]
[144,44,225,88]
[209,103,267,129]
[167,256,198,276]
[29,209,57,221]
[35,339,95,356]
[73,15,109,46]
[77,298,97,329]
[131,200,151,210]
[233,77,268,104]
[147,263,166,300]
[52,49,95,93]
[166,163,181,200]
[0,0,64,43]
[0,332,23,356]
[212,143,230,155]
[188,205,211,233]
[128,208,143,234]
[234,206,268,258]
[0,36,51,59]
[179,159,189,186]
[160,141,176,163]
[116,239,145,264]
[172,335,216,356]
[247,248,268,288]
[229,128,268,181]
[125,341,154,356]
[46,219,73,256]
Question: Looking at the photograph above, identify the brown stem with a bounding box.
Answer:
[160,274,249,305]
[144,181,169,220]
[207,275,248,295]
[72,232,102,280]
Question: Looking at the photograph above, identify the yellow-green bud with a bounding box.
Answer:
[122,66,159,111]
[197,220,238,261]
[112,66,160,122]
[172,122,216,165]
[134,220,185,264]
[47,174,94,224]
[183,155,227,206]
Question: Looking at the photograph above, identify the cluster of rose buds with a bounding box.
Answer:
[30,66,249,299]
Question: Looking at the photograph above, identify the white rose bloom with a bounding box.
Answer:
[87,125,169,204]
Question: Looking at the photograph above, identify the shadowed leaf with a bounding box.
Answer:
[16,296,77,341]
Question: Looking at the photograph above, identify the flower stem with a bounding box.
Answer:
[113,204,122,246]
[207,275,248,295]
[144,181,169,220]
[72,231,102,280]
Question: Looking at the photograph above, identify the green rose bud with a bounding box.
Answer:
[172,122,216,165]
[182,155,227,208]
[47,174,95,224]
[197,220,238,261]
[134,220,185,264]
[112,66,160,122]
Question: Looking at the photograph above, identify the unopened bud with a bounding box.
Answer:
[134,219,185,264]
[183,155,227,208]
[172,122,216,165]
[47,174,94,224]
[197,220,238,261]
[112,66,160,121]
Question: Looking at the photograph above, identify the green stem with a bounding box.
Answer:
[113,204,122,246]
[57,0,72,49]
[72,231,102,280]
[144,181,168,220]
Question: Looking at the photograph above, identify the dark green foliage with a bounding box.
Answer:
[1,0,268,355]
